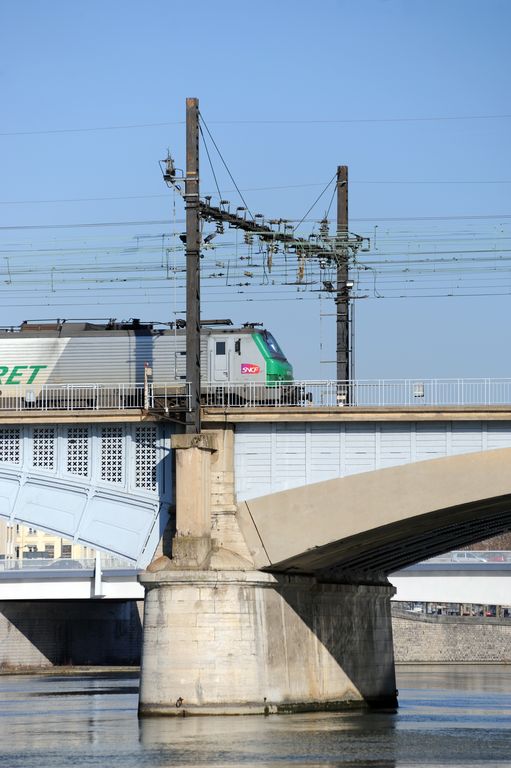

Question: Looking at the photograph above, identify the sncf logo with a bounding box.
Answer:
[241,363,261,374]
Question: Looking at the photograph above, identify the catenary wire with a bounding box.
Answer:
[1,180,511,206]
[2,113,511,137]
[2,213,511,232]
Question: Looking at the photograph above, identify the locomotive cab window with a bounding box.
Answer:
[216,341,226,355]
[261,331,285,360]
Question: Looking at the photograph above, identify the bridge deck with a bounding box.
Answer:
[204,405,511,423]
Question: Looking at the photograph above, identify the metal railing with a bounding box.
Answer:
[0,382,191,412]
[203,378,511,408]
[415,551,511,565]
[0,555,136,572]
[2,378,511,412]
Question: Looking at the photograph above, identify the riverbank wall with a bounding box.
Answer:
[1,601,510,669]
[392,610,511,663]
[0,600,142,669]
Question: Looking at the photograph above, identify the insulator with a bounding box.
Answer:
[216,222,224,235]
[162,152,176,185]
[319,220,329,240]
[244,232,254,246]
[297,256,305,282]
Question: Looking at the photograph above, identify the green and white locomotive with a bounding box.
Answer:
[0,318,295,405]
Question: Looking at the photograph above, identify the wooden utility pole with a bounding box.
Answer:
[165,103,364,418]
[185,97,201,433]
[336,165,350,386]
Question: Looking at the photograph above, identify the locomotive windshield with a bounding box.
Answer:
[261,331,286,360]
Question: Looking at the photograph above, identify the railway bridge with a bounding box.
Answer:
[2,379,511,714]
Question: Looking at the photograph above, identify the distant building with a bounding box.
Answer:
[0,519,93,562]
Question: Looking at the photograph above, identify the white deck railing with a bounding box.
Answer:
[203,378,511,408]
[1,378,511,412]
[0,555,135,572]
[0,382,191,412]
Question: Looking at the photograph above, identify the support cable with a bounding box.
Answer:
[199,124,223,203]
[324,181,338,221]
[198,112,254,219]
[293,173,336,233]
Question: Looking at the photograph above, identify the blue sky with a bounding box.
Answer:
[1,0,510,379]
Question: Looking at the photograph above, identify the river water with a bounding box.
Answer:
[0,665,510,767]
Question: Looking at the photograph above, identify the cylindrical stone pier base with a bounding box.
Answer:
[138,569,397,716]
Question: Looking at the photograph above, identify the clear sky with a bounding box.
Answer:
[1,0,510,379]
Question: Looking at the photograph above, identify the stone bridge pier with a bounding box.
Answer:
[138,426,397,716]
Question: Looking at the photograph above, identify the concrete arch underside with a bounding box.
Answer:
[238,447,511,577]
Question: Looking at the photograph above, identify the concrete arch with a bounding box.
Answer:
[238,447,511,576]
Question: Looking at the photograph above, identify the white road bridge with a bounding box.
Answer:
[2,553,511,605]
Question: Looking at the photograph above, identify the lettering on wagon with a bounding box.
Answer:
[0,365,48,385]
